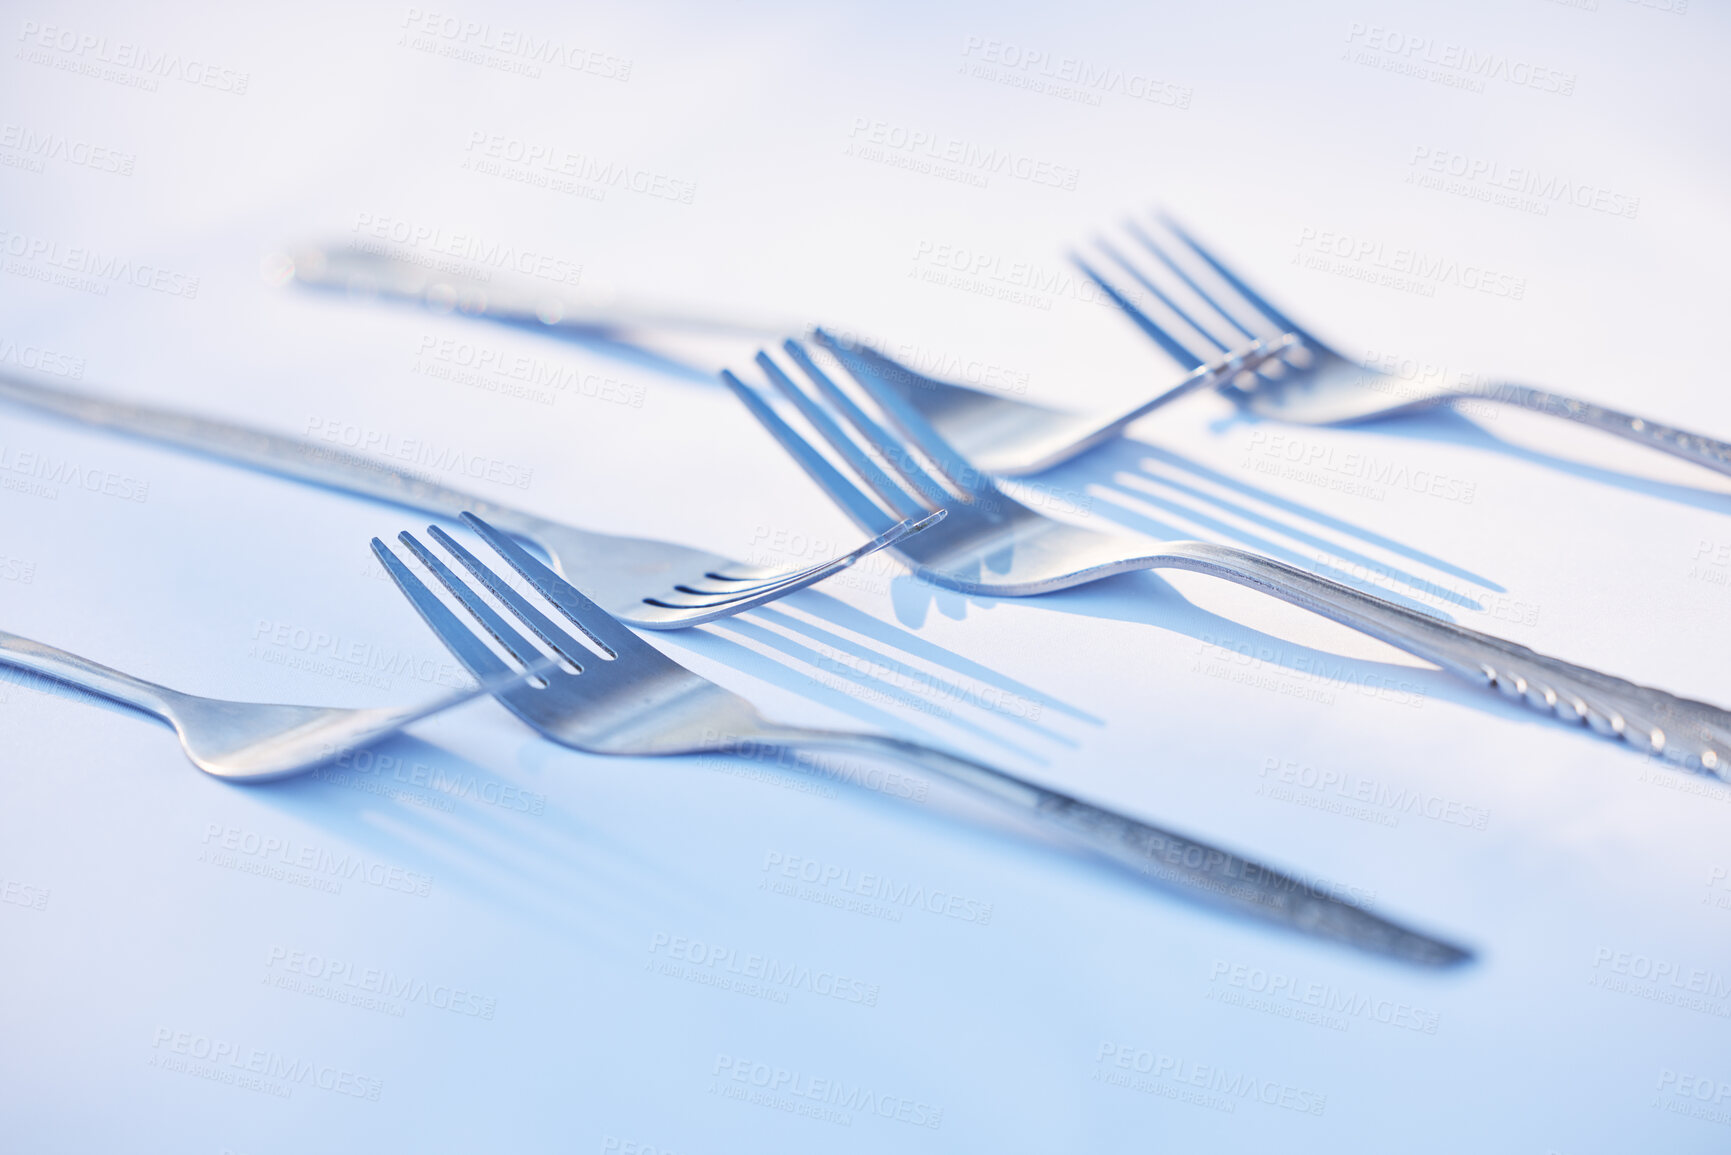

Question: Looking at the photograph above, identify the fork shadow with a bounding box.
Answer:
[1210,406,1731,513]
[1057,437,1502,621]
[661,591,1100,767]
[246,729,702,950]
[881,567,1617,741]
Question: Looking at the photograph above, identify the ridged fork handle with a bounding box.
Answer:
[0,372,558,540]
[0,629,181,719]
[748,727,1468,966]
[1467,383,1731,479]
[1157,541,1731,776]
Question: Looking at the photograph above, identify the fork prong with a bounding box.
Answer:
[426,525,592,669]
[719,367,902,536]
[1155,211,1305,338]
[657,512,935,605]
[397,529,551,670]
[457,512,648,658]
[1122,218,1261,343]
[637,511,944,628]
[807,332,1000,503]
[779,341,962,508]
[755,350,930,521]
[1069,253,1205,370]
[370,537,519,682]
[1096,237,1230,355]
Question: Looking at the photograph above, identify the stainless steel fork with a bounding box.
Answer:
[1076,212,1731,478]
[373,511,1471,966]
[0,628,538,780]
[722,334,1731,777]
[0,369,929,628]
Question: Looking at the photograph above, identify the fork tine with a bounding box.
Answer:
[655,513,936,606]
[1096,237,1231,356]
[778,341,962,508]
[1155,211,1304,338]
[1122,218,1260,343]
[755,350,930,521]
[638,512,944,627]
[719,367,902,536]
[370,537,519,682]
[396,529,551,670]
[457,512,648,658]
[806,332,1000,502]
[426,525,593,669]
[1069,253,1205,370]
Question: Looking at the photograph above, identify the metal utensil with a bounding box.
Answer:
[0,369,930,628]
[372,511,1471,967]
[0,628,540,781]
[289,245,802,338]
[1075,212,1731,477]
[722,333,1731,777]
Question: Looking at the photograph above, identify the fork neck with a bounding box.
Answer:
[0,630,184,722]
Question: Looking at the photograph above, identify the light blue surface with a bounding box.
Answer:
[2,0,1730,1150]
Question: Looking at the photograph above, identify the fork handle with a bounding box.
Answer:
[1469,383,1731,479]
[0,370,555,539]
[748,727,1467,966]
[1159,542,1731,777]
[0,629,181,719]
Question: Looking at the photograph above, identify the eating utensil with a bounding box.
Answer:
[0,628,542,781]
[372,511,1472,967]
[0,369,929,628]
[1073,212,1731,477]
[722,333,1731,777]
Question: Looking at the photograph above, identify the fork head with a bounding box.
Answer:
[372,513,771,755]
[1076,211,1459,425]
[721,335,1158,596]
[534,516,932,631]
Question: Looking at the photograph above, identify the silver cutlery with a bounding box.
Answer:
[1071,212,1731,478]
[0,369,930,628]
[722,334,1731,777]
[297,244,1290,479]
[290,245,802,338]
[372,510,1470,966]
[0,628,542,781]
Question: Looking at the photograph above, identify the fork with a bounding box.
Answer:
[296,243,1287,479]
[0,369,930,628]
[0,628,541,780]
[372,511,1471,966]
[289,245,804,338]
[721,334,1731,777]
[1073,212,1731,478]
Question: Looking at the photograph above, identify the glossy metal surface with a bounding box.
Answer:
[374,512,1470,967]
[829,332,1292,477]
[1080,213,1731,477]
[291,246,803,338]
[0,628,534,781]
[724,337,1731,778]
[0,369,927,629]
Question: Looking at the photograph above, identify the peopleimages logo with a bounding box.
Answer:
[1342,22,1576,96]
[712,1055,943,1129]
[958,36,1192,109]
[351,212,583,286]
[847,118,1080,191]
[150,1027,382,1100]
[648,932,880,1006]
[1293,227,1526,300]
[16,20,251,94]
[0,229,200,298]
